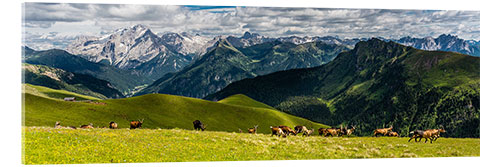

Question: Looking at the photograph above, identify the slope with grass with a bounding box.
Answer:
[22,47,152,95]
[207,38,480,138]
[23,64,123,99]
[23,84,100,101]
[23,126,480,164]
[23,89,328,132]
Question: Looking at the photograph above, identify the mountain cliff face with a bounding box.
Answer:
[207,38,479,138]
[66,25,191,80]
[394,34,480,57]
[137,39,350,98]
[23,63,123,99]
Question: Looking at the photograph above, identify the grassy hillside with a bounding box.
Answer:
[207,38,480,138]
[22,47,152,95]
[23,84,99,101]
[217,94,275,110]
[23,64,123,99]
[23,126,480,164]
[23,90,328,132]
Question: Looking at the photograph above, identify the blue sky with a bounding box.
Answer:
[22,3,480,50]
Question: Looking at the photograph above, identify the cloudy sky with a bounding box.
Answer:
[22,3,480,50]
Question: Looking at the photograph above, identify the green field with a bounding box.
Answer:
[23,85,328,133]
[23,126,480,164]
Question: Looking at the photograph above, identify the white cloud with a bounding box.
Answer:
[23,3,480,50]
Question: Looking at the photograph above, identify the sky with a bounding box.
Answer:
[22,3,480,50]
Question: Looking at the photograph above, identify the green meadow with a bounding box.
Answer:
[23,127,480,164]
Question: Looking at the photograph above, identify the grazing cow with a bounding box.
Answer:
[248,125,258,134]
[421,129,440,143]
[294,125,308,134]
[425,129,446,143]
[80,123,94,129]
[431,129,446,141]
[373,126,393,137]
[345,126,356,137]
[318,128,327,136]
[324,128,340,137]
[408,130,425,142]
[54,121,62,129]
[303,129,314,137]
[109,121,118,129]
[193,120,206,131]
[337,125,347,136]
[388,131,399,137]
[130,119,144,129]
[279,125,297,136]
[270,126,286,138]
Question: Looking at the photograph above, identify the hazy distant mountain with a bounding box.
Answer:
[393,34,480,57]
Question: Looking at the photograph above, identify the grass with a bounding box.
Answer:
[23,84,100,101]
[23,90,328,133]
[23,126,480,165]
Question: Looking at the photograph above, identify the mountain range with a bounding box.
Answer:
[136,38,350,98]
[65,25,479,84]
[206,38,480,138]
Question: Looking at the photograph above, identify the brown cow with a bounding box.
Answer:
[294,125,308,134]
[270,126,286,138]
[423,129,446,143]
[324,128,340,137]
[80,123,94,129]
[109,121,118,129]
[303,129,314,137]
[318,128,327,136]
[408,130,425,142]
[248,125,258,134]
[345,126,356,137]
[130,119,144,129]
[54,121,62,129]
[279,125,297,136]
[373,126,393,137]
[388,131,399,137]
[193,120,206,131]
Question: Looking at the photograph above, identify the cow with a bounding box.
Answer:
[408,130,425,142]
[294,125,308,134]
[345,126,356,137]
[54,121,62,129]
[303,129,314,137]
[109,121,118,129]
[324,128,341,137]
[248,125,258,134]
[193,120,206,131]
[80,123,94,129]
[279,125,297,136]
[130,119,144,129]
[318,128,327,136]
[270,126,286,138]
[428,129,446,141]
[388,131,399,137]
[373,126,393,137]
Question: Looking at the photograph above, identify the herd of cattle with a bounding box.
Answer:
[53,120,446,143]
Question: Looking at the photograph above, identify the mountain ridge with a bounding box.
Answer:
[206,38,480,138]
